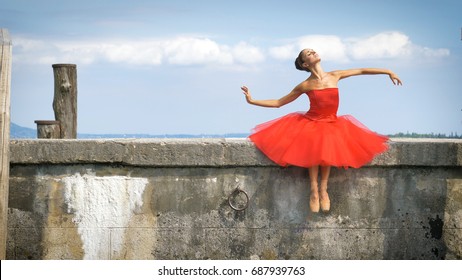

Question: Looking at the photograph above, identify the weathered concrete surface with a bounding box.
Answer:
[9,138,462,167]
[6,138,462,260]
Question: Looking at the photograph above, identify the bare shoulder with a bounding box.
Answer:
[330,69,365,80]
[293,79,311,94]
[329,69,351,78]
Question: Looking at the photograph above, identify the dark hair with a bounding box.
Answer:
[294,50,311,72]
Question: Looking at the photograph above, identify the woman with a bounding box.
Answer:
[241,48,402,213]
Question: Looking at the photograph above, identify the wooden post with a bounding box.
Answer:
[0,28,12,260]
[34,120,61,139]
[52,64,77,139]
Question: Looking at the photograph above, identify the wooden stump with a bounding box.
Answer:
[52,64,77,139]
[35,120,61,139]
[0,28,12,260]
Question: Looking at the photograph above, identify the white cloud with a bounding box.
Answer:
[12,36,264,68]
[268,44,296,60]
[347,32,412,59]
[298,35,348,62]
[232,42,265,64]
[163,37,233,65]
[413,46,450,58]
[269,35,348,62]
[98,41,163,65]
[12,31,449,68]
[269,31,450,62]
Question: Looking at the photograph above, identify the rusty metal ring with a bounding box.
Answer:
[228,186,249,211]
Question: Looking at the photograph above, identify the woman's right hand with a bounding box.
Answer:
[241,86,253,104]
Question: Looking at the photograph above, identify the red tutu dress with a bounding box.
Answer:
[249,88,388,168]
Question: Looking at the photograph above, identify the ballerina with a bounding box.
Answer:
[241,48,402,213]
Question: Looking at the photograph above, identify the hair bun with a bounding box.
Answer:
[294,51,311,73]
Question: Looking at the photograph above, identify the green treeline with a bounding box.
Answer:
[389,132,462,139]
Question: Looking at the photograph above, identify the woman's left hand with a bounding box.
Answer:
[389,73,403,86]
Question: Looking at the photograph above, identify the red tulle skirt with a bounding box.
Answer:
[249,112,389,168]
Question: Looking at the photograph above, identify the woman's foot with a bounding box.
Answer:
[319,191,330,212]
[309,193,320,213]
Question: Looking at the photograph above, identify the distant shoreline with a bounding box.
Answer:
[10,122,462,139]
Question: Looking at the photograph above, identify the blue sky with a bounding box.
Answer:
[1,0,461,135]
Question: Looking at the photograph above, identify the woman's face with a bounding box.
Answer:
[302,49,320,68]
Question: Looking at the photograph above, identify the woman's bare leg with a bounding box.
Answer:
[308,166,320,212]
[319,166,331,212]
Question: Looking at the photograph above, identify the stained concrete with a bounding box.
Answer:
[6,138,462,259]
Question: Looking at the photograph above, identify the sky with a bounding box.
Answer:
[1,0,461,136]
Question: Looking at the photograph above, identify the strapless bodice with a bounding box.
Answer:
[304,88,339,122]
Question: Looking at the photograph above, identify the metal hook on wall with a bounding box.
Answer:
[227,185,249,211]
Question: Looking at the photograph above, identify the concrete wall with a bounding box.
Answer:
[6,138,462,260]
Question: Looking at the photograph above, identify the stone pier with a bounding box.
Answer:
[6,138,462,259]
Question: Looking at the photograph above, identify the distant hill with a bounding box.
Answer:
[10,123,249,139]
[11,123,36,139]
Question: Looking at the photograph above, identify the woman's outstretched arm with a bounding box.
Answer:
[241,85,303,108]
[334,68,403,85]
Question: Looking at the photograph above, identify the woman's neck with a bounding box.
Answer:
[309,64,326,80]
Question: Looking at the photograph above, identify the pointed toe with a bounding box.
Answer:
[309,195,320,213]
[320,195,330,212]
